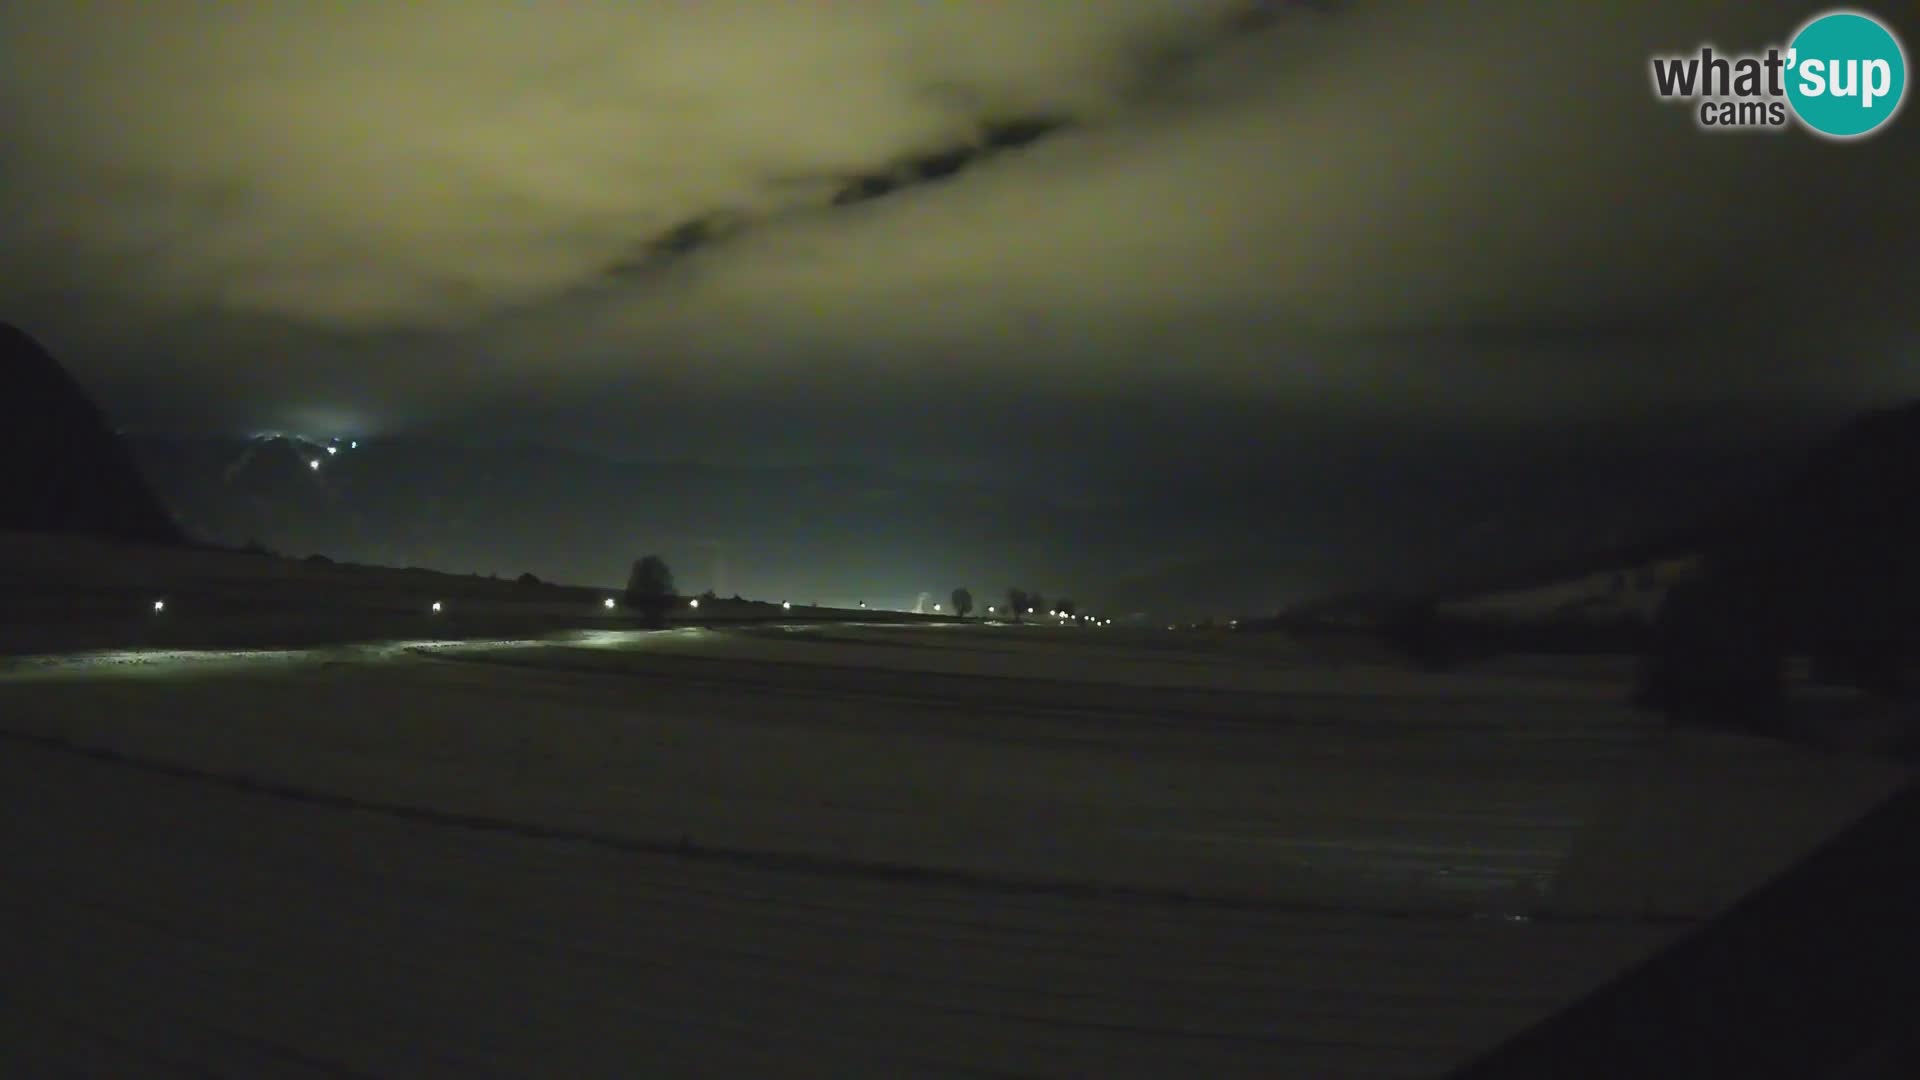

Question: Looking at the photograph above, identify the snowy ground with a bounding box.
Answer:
[2,602,1910,1075]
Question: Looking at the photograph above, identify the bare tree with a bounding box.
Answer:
[951,587,973,619]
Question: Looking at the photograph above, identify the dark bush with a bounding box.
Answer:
[1381,602,1476,671]
[1635,577,1787,735]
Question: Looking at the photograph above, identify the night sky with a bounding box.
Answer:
[2,1,1915,608]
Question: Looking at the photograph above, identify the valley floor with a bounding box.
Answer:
[1,617,1908,1076]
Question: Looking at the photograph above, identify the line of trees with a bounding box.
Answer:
[993,588,1076,622]
[622,553,1074,630]
[945,587,1082,622]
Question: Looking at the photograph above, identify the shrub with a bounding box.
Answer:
[1635,578,1787,734]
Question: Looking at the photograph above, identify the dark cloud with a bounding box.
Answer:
[0,1,1914,457]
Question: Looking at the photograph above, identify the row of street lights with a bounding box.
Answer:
[975,603,1112,626]
[144,593,924,621]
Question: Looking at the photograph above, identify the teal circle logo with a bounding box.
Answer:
[1786,10,1907,138]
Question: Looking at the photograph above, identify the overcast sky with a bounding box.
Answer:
[2,0,1915,474]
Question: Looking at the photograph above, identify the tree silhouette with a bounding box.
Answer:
[1006,588,1029,622]
[951,587,974,619]
[624,555,675,627]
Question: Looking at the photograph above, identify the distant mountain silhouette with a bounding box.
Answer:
[0,323,182,543]
[1629,399,1920,723]
[124,423,1799,615]
[1745,399,1920,569]
[1271,399,1920,714]
[1713,400,1920,649]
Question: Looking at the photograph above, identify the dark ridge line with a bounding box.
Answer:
[0,724,1697,928]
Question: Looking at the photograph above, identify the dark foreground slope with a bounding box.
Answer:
[1453,776,1920,1079]
[0,323,181,543]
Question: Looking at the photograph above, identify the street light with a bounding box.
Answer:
[309,460,321,471]
[783,601,792,610]
[431,601,443,613]
[603,597,616,609]
[689,598,700,609]
[151,599,166,614]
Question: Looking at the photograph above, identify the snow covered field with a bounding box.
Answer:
[2,615,1909,1076]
